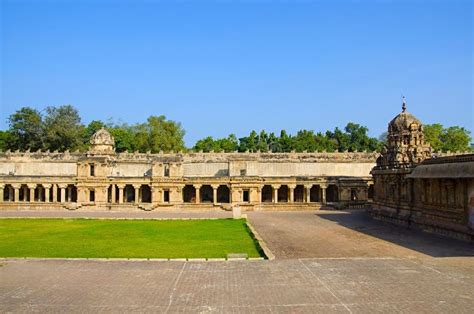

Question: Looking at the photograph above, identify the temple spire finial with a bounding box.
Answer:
[402,95,407,112]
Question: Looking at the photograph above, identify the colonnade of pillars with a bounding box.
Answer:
[108,184,152,204]
[183,184,230,204]
[0,183,76,203]
[0,182,343,205]
[262,184,332,204]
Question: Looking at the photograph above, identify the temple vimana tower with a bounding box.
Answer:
[371,99,473,241]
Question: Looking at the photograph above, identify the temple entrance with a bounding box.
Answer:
[294,185,304,202]
[327,184,339,202]
[310,185,320,202]
[183,185,196,203]
[124,185,135,203]
[200,185,213,203]
[278,185,289,202]
[217,185,230,203]
[262,185,273,203]
[140,185,151,203]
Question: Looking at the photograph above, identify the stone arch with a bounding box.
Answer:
[261,185,273,203]
[34,184,46,202]
[140,185,152,203]
[183,185,196,203]
[327,184,339,202]
[294,185,305,202]
[124,184,135,203]
[67,184,77,202]
[200,185,213,203]
[310,185,320,202]
[19,184,29,202]
[278,185,289,202]
[217,185,230,203]
[3,184,14,202]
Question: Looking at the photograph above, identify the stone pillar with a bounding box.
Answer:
[110,184,116,204]
[305,185,311,203]
[58,184,67,203]
[67,185,73,202]
[13,185,20,202]
[43,184,52,202]
[117,184,124,204]
[8,186,13,201]
[0,185,4,203]
[231,188,241,204]
[288,185,296,203]
[212,185,218,205]
[28,184,35,203]
[52,184,58,202]
[250,187,260,204]
[255,186,262,204]
[134,185,140,204]
[173,186,183,204]
[272,185,280,203]
[151,187,161,205]
[321,185,327,204]
[194,185,201,204]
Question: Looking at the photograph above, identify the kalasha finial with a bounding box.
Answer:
[402,95,407,112]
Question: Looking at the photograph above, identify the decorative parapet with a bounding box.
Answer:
[0,151,380,163]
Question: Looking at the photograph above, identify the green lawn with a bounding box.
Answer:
[0,218,263,259]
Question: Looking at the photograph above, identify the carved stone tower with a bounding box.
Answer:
[89,128,115,155]
[376,97,432,168]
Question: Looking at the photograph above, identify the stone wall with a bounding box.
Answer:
[0,150,377,211]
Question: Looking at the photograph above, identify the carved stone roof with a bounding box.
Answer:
[88,128,115,154]
[388,111,421,132]
[90,128,115,146]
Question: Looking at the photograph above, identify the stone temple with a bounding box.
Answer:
[0,101,473,240]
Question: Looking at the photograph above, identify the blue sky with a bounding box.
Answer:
[1,0,472,146]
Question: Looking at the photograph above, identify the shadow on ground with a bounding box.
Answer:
[316,209,474,258]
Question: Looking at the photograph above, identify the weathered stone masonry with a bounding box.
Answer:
[0,129,377,211]
[370,99,474,241]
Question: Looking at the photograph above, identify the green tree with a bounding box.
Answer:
[0,130,14,151]
[43,105,84,151]
[131,123,150,152]
[216,134,239,152]
[108,125,135,153]
[147,115,186,153]
[279,130,293,152]
[267,132,280,152]
[293,130,317,152]
[424,124,471,152]
[315,131,336,152]
[327,127,350,152]
[193,136,216,152]
[440,126,471,152]
[424,123,444,152]
[239,130,258,152]
[7,107,44,151]
[257,130,269,152]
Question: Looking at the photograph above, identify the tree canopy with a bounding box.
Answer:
[3,105,185,153]
[424,123,472,152]
[193,123,383,153]
[2,105,471,154]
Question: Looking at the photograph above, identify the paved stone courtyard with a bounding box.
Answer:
[1,209,473,313]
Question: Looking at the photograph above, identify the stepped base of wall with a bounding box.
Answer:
[368,204,474,243]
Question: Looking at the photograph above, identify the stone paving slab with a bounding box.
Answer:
[0,258,473,313]
[247,210,474,259]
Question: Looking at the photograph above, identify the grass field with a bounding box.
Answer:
[0,218,263,259]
